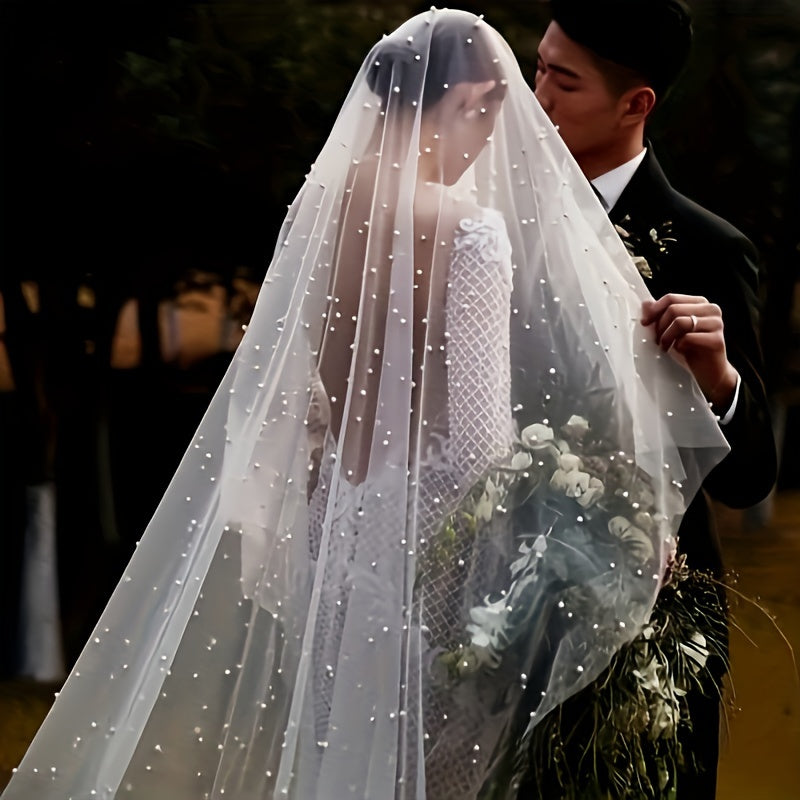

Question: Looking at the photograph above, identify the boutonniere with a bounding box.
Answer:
[614,215,677,281]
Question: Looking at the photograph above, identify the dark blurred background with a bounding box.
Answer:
[1,0,798,679]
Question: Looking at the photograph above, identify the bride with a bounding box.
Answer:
[2,9,730,799]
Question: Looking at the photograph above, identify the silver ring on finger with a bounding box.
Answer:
[690,314,698,332]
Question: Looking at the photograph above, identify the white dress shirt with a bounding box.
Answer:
[592,148,740,425]
[590,148,647,212]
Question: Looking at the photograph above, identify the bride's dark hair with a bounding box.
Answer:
[366,9,503,110]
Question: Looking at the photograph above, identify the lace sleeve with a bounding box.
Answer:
[446,210,515,484]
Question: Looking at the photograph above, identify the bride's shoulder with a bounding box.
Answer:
[413,188,511,268]
[415,187,504,232]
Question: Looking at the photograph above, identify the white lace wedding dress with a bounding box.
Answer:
[303,207,517,799]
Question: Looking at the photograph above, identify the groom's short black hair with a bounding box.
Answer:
[549,0,693,100]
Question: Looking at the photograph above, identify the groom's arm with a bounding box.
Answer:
[702,238,777,507]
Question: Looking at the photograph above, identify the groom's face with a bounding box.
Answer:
[534,22,625,171]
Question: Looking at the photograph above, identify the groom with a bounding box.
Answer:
[528,0,777,796]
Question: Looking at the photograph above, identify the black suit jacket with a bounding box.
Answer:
[609,147,777,575]
[515,149,778,799]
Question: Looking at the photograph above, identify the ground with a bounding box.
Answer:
[1,493,799,797]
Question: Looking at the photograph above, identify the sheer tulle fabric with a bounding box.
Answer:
[2,9,729,800]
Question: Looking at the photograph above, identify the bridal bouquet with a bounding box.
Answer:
[434,412,667,683]
[427,411,729,798]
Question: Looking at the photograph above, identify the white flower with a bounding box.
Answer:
[520,423,554,449]
[561,414,590,439]
[633,511,654,533]
[558,453,583,472]
[474,494,493,523]
[467,595,510,650]
[510,451,533,470]
[466,624,494,650]
[550,468,596,503]
[549,468,570,492]
[608,516,630,537]
[608,516,655,564]
[576,476,605,508]
[510,542,534,577]
[565,471,591,498]
[474,476,504,522]
[509,535,546,577]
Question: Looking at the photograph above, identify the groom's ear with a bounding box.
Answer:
[619,86,656,127]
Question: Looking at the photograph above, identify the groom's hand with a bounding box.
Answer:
[641,293,739,413]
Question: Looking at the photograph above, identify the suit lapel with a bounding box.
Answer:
[607,148,677,293]
[608,146,672,226]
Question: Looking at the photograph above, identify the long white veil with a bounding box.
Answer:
[2,9,729,800]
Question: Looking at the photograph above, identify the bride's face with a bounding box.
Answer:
[419,80,504,186]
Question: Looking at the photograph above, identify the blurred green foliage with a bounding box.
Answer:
[2,0,799,377]
[103,1,800,254]
[109,1,551,222]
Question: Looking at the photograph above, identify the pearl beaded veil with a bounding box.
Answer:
[2,9,730,800]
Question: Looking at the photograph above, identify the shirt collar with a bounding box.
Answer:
[591,148,647,212]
